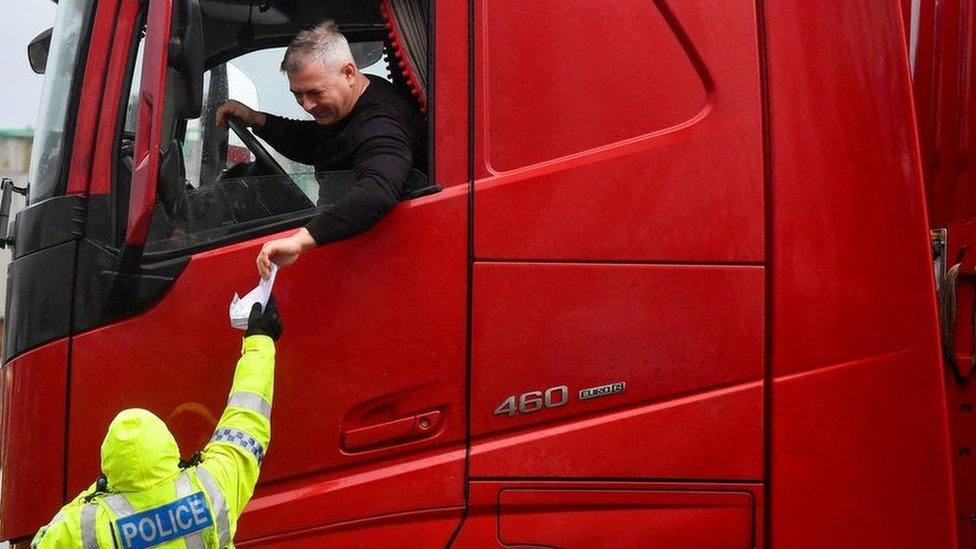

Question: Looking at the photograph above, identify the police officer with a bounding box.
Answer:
[31,299,283,548]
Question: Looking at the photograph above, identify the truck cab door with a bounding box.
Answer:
[63,0,469,544]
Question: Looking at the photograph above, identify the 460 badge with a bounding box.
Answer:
[492,381,627,417]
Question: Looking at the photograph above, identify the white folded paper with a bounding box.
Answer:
[229,263,278,330]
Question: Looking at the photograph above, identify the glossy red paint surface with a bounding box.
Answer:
[239,449,465,540]
[913,0,976,227]
[499,489,753,548]
[765,2,956,546]
[944,353,976,549]
[470,263,763,478]
[473,0,762,262]
[65,0,118,195]
[68,189,467,538]
[0,340,68,541]
[941,202,976,533]
[471,382,761,480]
[90,0,141,197]
[433,1,468,188]
[126,0,172,245]
[452,481,762,548]
[239,508,461,548]
[481,1,705,172]
[908,3,976,543]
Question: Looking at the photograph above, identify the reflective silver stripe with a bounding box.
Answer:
[49,510,66,526]
[227,391,272,422]
[175,473,194,497]
[175,474,206,549]
[195,466,230,547]
[182,530,206,549]
[210,427,265,464]
[81,504,99,549]
[102,494,136,518]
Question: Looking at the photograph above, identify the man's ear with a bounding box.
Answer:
[341,62,356,82]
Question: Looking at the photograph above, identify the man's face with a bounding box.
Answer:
[288,60,357,125]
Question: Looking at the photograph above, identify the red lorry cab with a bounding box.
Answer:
[0,0,971,546]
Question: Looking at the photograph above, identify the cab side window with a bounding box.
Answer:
[115,31,423,256]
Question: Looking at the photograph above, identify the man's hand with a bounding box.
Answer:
[246,295,283,340]
[257,228,317,279]
[216,100,267,129]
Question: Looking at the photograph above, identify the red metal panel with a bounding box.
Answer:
[433,0,468,188]
[126,0,172,245]
[68,190,467,536]
[238,451,464,541]
[452,481,763,548]
[91,0,142,197]
[911,0,937,200]
[765,2,956,546]
[914,0,976,227]
[900,0,913,49]
[473,0,762,262]
[431,2,469,187]
[499,489,753,548]
[0,340,69,541]
[238,508,461,548]
[480,1,705,172]
[471,382,761,480]
[773,351,955,547]
[65,0,119,195]
[470,261,763,479]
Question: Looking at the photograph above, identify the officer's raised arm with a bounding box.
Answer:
[194,297,282,540]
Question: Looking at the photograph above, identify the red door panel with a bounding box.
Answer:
[451,481,763,549]
[471,382,762,480]
[237,508,462,547]
[499,489,754,548]
[470,263,763,479]
[473,0,762,262]
[67,190,468,539]
[0,340,69,541]
[64,0,470,539]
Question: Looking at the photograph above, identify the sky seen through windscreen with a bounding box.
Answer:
[0,0,58,129]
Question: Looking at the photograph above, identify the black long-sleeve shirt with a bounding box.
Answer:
[254,75,427,245]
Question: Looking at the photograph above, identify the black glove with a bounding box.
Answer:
[245,295,283,341]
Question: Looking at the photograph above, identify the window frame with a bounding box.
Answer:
[108,15,436,264]
[110,6,148,250]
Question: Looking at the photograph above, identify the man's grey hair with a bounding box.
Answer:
[280,20,355,73]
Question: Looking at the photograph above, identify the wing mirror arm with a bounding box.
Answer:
[0,178,30,249]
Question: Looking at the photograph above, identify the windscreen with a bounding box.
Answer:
[26,0,96,204]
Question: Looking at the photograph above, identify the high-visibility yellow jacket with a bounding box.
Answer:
[31,334,276,549]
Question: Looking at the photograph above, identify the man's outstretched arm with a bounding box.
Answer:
[255,114,414,278]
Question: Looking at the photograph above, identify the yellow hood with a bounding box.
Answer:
[100,408,180,492]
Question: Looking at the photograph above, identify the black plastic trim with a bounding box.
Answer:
[203,28,387,74]
[3,240,77,362]
[10,195,86,261]
[72,237,188,335]
[138,175,440,263]
[3,194,188,362]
